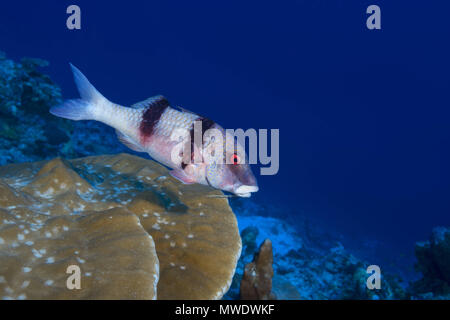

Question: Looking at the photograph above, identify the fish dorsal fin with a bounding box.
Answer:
[115,130,144,152]
[174,105,198,116]
[131,95,169,109]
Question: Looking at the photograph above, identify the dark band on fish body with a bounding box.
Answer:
[182,117,215,169]
[199,118,215,135]
[139,97,170,138]
[191,117,215,154]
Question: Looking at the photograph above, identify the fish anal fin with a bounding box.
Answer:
[169,168,195,185]
[131,95,169,109]
[115,130,144,152]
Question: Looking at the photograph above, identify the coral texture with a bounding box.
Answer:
[240,239,275,300]
[0,154,241,299]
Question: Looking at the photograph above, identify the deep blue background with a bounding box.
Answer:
[1,1,449,264]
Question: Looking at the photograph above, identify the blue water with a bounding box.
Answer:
[1,1,450,297]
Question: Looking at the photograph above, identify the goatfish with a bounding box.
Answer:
[50,64,258,197]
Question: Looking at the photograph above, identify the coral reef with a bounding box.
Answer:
[0,51,127,166]
[410,227,450,299]
[226,215,407,300]
[0,154,241,299]
[240,239,275,300]
[0,52,63,165]
[1,51,447,300]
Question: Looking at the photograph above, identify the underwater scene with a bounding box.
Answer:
[0,1,449,301]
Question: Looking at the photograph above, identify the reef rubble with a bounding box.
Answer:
[226,214,407,300]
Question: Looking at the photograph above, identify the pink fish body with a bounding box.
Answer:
[50,64,258,197]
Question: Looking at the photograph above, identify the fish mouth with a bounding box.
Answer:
[234,185,259,197]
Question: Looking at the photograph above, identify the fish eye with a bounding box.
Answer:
[230,153,240,165]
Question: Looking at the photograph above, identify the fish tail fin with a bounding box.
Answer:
[50,99,92,120]
[50,63,108,121]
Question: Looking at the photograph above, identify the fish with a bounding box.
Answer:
[50,64,259,197]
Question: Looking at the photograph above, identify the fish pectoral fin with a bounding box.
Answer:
[169,168,195,185]
[115,130,144,152]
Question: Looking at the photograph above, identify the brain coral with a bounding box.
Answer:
[0,154,241,299]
